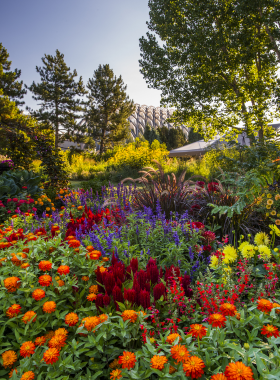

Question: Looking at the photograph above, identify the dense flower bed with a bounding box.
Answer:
[1,186,280,379]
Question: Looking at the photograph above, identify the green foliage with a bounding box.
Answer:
[139,0,280,141]
[84,64,135,154]
[143,124,162,144]
[0,170,42,199]
[27,49,86,148]
[188,128,204,144]
[0,42,26,105]
[81,177,109,195]
[158,125,187,150]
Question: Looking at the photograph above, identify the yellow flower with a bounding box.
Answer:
[269,224,280,237]
[267,199,274,205]
[46,207,50,211]
[277,214,280,217]
[266,205,271,209]
[52,207,56,211]
[275,194,280,200]
[238,241,249,251]
[241,244,255,259]
[271,210,277,216]
[254,232,270,246]
[258,245,271,260]
[209,256,219,269]
[39,202,44,206]
[267,194,272,198]
[223,245,237,264]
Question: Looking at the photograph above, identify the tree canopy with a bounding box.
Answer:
[27,49,86,148]
[84,64,135,154]
[139,0,280,142]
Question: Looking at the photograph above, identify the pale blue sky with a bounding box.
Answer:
[1,0,161,111]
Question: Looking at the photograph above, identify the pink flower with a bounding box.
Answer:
[7,198,12,203]
[32,207,37,212]
[12,198,18,202]
[7,210,11,214]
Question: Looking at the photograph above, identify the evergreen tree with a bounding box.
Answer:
[84,64,135,154]
[144,123,161,144]
[188,128,204,144]
[27,49,86,148]
[0,43,26,105]
[158,126,187,150]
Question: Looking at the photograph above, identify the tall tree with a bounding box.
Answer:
[144,123,162,144]
[139,0,280,142]
[158,126,187,150]
[0,43,26,105]
[27,49,86,148]
[84,64,135,154]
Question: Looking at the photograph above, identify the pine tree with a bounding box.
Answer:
[0,43,26,105]
[84,64,135,154]
[158,126,187,150]
[144,123,161,144]
[27,49,86,148]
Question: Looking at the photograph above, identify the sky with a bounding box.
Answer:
[0,0,162,112]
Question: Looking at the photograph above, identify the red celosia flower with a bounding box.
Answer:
[43,347,60,364]
[220,303,237,316]
[183,356,205,379]
[261,324,280,338]
[22,311,37,324]
[38,260,52,271]
[6,304,21,318]
[65,312,79,326]
[32,289,45,301]
[189,324,207,339]
[257,299,273,314]
[118,351,136,369]
[57,265,70,275]
[38,274,52,287]
[20,341,36,357]
[224,362,254,380]
[208,313,227,328]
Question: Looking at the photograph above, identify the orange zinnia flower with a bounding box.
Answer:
[82,276,89,281]
[22,311,37,324]
[257,299,273,314]
[118,351,137,369]
[272,302,280,314]
[110,369,122,379]
[166,333,182,344]
[169,365,177,374]
[32,288,46,301]
[21,371,35,380]
[68,239,80,248]
[57,265,70,275]
[9,368,18,378]
[21,263,30,269]
[89,285,99,294]
[122,310,138,323]
[99,314,108,323]
[224,362,254,380]
[4,276,21,292]
[189,324,207,339]
[89,250,102,260]
[261,324,280,338]
[150,355,168,370]
[48,334,67,350]
[84,316,100,331]
[170,344,190,363]
[55,328,68,337]
[87,293,97,301]
[45,331,55,341]
[2,350,17,368]
[183,356,205,379]
[38,274,52,287]
[20,341,36,357]
[208,313,227,328]
[6,304,21,318]
[65,312,79,326]
[210,374,227,380]
[220,303,237,316]
[38,260,52,271]
[43,301,56,313]
[35,336,47,346]
[43,347,60,364]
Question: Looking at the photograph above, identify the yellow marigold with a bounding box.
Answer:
[121,310,138,323]
[209,255,219,269]
[150,355,168,370]
[222,245,237,264]
[2,350,17,368]
[43,301,56,313]
[84,316,101,332]
[166,333,182,344]
[241,244,256,259]
[89,285,98,294]
[258,245,271,260]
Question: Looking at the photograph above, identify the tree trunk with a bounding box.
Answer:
[258,125,264,143]
[55,101,58,149]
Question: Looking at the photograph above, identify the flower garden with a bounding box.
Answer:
[1,164,280,380]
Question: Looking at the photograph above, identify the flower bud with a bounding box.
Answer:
[244,343,250,350]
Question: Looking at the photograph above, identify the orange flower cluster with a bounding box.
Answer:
[89,285,98,294]
[4,276,21,293]
[261,324,280,338]
[6,304,21,318]
[121,310,138,323]
[220,303,237,316]
[38,274,52,287]
[21,311,37,324]
[48,334,67,350]
[43,301,56,313]
[224,361,254,380]
[68,239,80,248]
[118,351,136,369]
[150,355,168,370]
[88,250,102,260]
[35,336,47,346]
[257,299,273,314]
[166,333,182,344]
[57,265,70,275]
[208,313,227,328]
[11,252,27,266]
[65,312,79,326]
[43,347,60,364]
[87,293,97,301]
[83,316,101,332]
[38,260,52,271]
[21,371,35,380]
[188,324,207,340]
[2,350,17,368]
[210,374,227,380]
[171,344,190,364]
[20,341,36,357]
[183,356,205,379]
[272,302,280,314]
[32,288,46,301]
